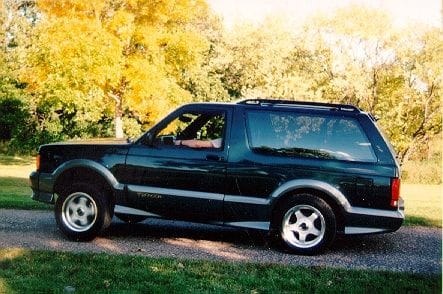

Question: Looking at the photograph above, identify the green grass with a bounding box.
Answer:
[0,155,50,210]
[402,184,442,227]
[0,154,441,226]
[0,176,51,210]
[0,249,440,293]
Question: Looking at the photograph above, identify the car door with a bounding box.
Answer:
[124,105,231,223]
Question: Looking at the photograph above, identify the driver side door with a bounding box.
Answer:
[124,105,231,223]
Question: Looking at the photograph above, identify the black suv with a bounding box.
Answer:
[30,99,404,254]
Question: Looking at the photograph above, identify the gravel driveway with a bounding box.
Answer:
[0,209,441,274]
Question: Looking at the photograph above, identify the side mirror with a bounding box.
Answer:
[179,114,192,123]
[139,132,154,146]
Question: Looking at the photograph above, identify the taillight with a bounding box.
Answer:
[36,154,40,171]
[390,178,400,207]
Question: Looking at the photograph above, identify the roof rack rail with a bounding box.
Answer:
[237,98,361,112]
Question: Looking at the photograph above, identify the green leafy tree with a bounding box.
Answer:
[306,7,442,163]
[217,6,441,162]
[180,13,230,102]
[0,1,36,151]
[219,18,296,98]
[381,28,443,162]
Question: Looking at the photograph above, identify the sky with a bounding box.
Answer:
[207,0,442,29]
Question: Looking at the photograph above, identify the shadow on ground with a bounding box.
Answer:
[107,219,269,247]
[105,218,398,254]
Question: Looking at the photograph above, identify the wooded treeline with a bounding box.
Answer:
[0,0,441,163]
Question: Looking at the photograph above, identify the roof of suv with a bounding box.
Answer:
[185,99,365,116]
[237,98,362,113]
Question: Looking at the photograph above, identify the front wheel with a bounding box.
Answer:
[55,183,112,241]
[274,194,336,255]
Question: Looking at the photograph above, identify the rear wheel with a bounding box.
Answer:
[55,183,112,241]
[274,194,336,255]
[115,213,147,224]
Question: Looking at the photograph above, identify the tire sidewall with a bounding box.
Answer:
[274,194,336,255]
[55,182,110,241]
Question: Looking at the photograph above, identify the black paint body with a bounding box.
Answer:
[30,101,404,234]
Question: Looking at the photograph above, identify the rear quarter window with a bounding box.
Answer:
[246,110,377,162]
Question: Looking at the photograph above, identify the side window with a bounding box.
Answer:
[154,110,225,149]
[246,111,376,162]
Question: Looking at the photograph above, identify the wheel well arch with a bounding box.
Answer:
[271,188,346,233]
[53,167,115,209]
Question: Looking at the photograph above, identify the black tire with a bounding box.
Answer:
[55,182,112,241]
[115,213,147,224]
[273,193,336,255]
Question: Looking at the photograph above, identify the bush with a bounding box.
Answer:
[0,98,28,140]
[402,135,442,184]
[5,99,116,154]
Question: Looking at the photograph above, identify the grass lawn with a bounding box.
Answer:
[402,184,442,227]
[0,154,441,226]
[0,155,50,210]
[0,248,440,293]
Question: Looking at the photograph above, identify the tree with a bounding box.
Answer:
[307,7,442,163]
[382,28,442,162]
[216,5,441,162]
[22,0,213,139]
[179,13,230,102]
[0,1,35,149]
[219,18,296,98]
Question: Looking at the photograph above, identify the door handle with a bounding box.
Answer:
[206,154,224,161]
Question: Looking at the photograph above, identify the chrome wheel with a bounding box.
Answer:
[61,192,98,232]
[282,204,326,249]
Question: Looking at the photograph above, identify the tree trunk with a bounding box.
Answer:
[115,98,123,139]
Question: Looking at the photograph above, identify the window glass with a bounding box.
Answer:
[246,110,376,162]
[154,110,225,148]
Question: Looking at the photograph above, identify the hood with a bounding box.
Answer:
[37,139,131,173]
[43,138,130,146]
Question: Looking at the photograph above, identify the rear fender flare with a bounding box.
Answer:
[271,179,351,213]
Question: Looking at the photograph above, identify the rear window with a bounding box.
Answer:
[246,110,377,162]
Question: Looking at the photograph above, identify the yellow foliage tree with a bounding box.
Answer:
[23,0,210,138]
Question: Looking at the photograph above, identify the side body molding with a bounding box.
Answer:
[271,179,351,212]
[51,159,123,191]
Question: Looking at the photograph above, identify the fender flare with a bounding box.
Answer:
[271,179,351,213]
[52,159,123,190]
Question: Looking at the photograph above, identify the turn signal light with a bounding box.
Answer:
[390,178,400,207]
[36,154,40,171]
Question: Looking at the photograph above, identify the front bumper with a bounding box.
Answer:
[30,171,55,204]
[344,197,404,234]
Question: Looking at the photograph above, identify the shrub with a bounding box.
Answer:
[0,98,29,140]
[402,135,442,184]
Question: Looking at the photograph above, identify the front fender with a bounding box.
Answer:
[32,159,124,204]
[51,159,123,190]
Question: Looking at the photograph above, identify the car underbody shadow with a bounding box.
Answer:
[106,217,270,248]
